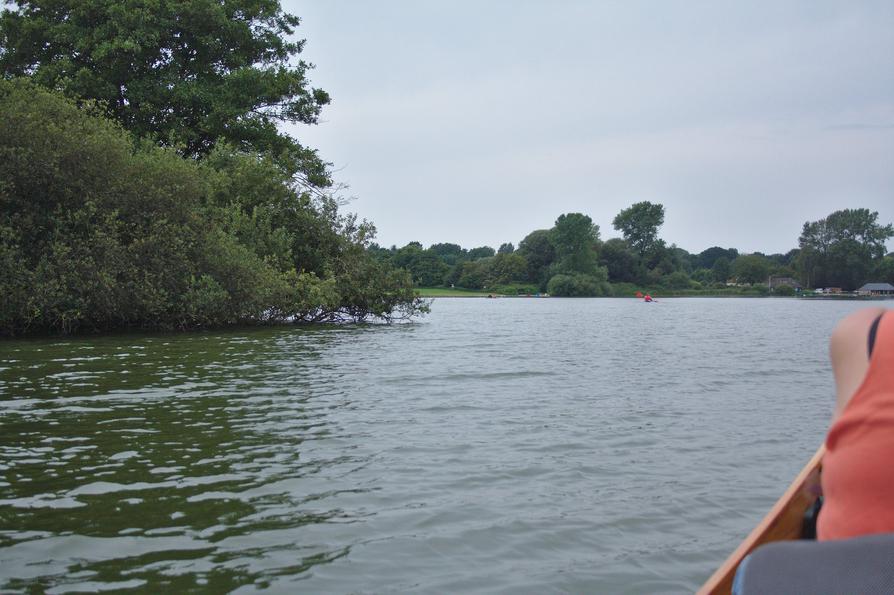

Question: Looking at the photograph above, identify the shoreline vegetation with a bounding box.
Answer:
[0,79,428,337]
[0,3,427,338]
[415,287,894,299]
[371,207,893,302]
[1,2,891,337]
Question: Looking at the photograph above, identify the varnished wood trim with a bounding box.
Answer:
[696,445,825,595]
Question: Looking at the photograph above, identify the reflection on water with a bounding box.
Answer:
[0,329,367,592]
[0,298,870,592]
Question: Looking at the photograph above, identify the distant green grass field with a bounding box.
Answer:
[415,287,494,297]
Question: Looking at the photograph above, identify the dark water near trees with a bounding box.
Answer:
[0,298,871,593]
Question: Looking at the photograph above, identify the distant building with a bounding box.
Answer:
[857,282,894,296]
[768,276,802,290]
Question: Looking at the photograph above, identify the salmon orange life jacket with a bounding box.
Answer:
[819,311,894,540]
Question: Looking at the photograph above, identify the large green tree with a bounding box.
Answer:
[797,209,893,289]
[468,246,496,260]
[599,238,638,283]
[612,201,665,257]
[546,213,609,296]
[0,79,424,335]
[825,240,872,291]
[732,254,771,285]
[696,246,739,270]
[488,253,527,285]
[497,242,515,254]
[549,213,601,275]
[516,229,556,288]
[408,252,449,287]
[429,243,466,265]
[712,257,732,283]
[0,0,330,183]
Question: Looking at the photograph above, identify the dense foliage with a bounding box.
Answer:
[797,209,894,290]
[0,1,425,336]
[2,1,889,320]
[0,0,329,182]
[612,201,665,257]
[371,203,892,296]
[0,81,425,335]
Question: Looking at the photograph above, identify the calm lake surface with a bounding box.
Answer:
[0,298,874,593]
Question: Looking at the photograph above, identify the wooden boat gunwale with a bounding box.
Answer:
[696,445,825,595]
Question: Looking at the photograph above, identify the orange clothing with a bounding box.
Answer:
[819,311,894,540]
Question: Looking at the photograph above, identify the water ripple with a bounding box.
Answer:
[0,298,865,592]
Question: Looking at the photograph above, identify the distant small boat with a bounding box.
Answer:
[697,445,824,594]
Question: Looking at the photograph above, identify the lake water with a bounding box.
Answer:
[0,297,874,593]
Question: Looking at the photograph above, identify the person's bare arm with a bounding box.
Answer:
[828,307,886,420]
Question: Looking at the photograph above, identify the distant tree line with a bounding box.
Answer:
[0,1,425,336]
[371,203,894,296]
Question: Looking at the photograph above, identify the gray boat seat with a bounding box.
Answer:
[734,532,894,595]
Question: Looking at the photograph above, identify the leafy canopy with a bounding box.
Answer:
[0,79,425,335]
[549,213,601,276]
[600,238,638,283]
[696,246,739,270]
[732,254,771,285]
[612,201,665,256]
[797,208,893,289]
[712,257,732,283]
[0,0,330,183]
[799,208,893,259]
[468,246,496,260]
[517,229,555,287]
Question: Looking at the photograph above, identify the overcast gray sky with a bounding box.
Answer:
[284,1,894,255]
